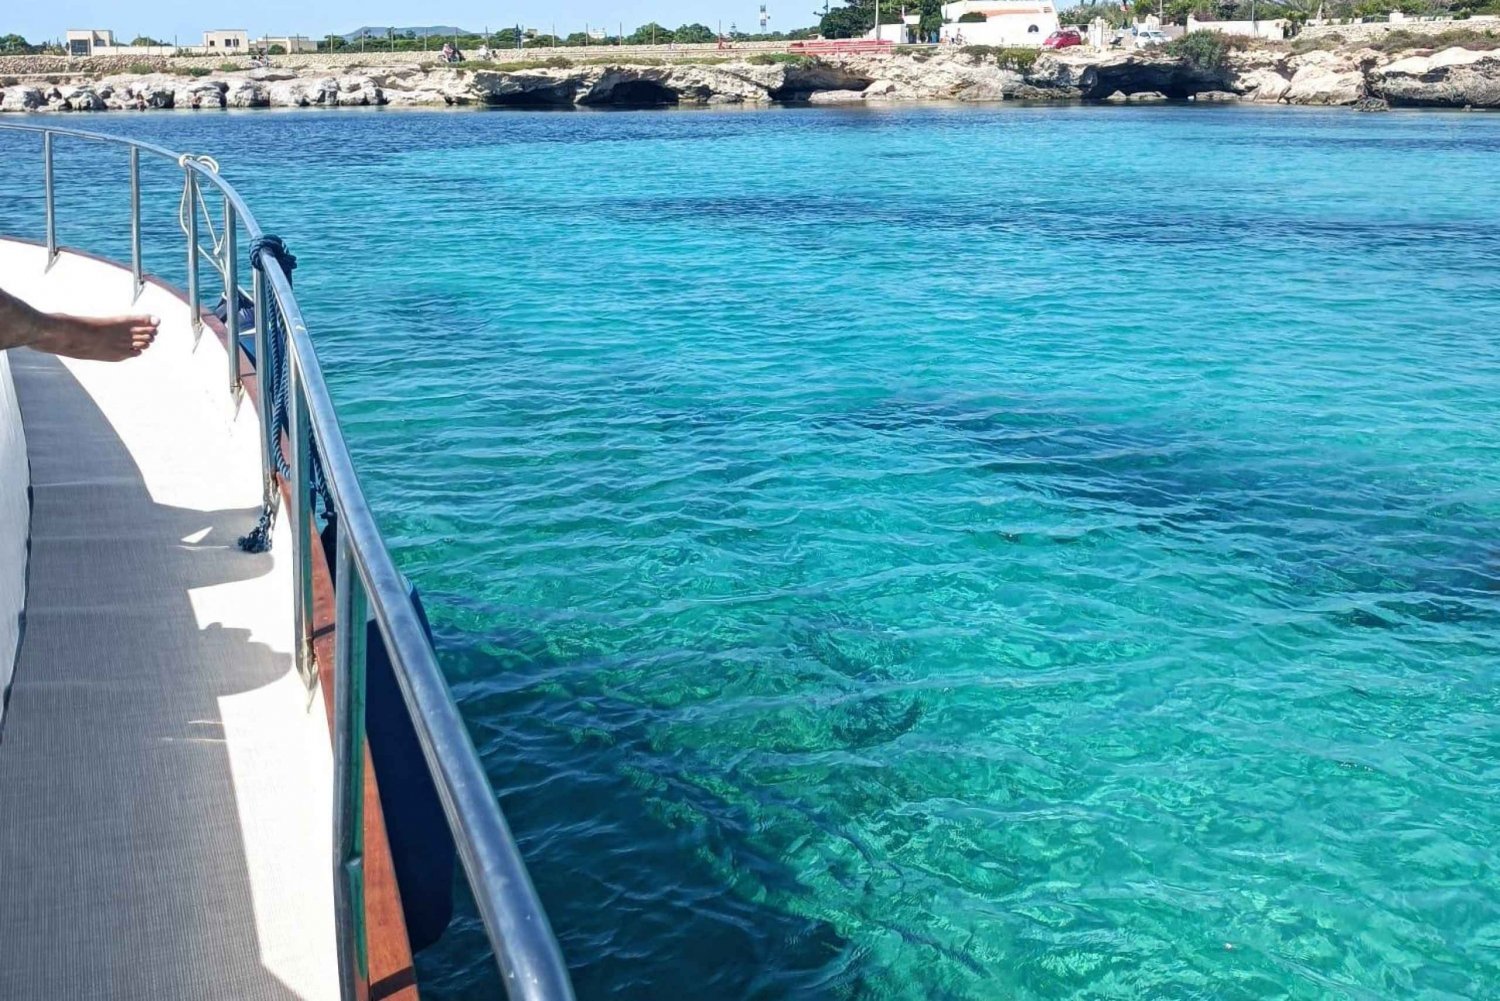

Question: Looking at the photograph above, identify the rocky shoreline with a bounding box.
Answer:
[2,43,1498,113]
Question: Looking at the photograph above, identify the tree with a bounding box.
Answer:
[628,22,672,44]
[819,0,942,38]
[674,23,717,43]
[820,2,877,37]
[0,33,33,53]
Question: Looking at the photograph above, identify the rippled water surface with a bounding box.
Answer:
[4,105,1500,999]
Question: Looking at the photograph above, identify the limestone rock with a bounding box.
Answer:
[816,52,1022,101]
[1103,89,1128,103]
[228,80,270,108]
[0,86,46,112]
[382,87,461,106]
[806,89,867,104]
[335,75,384,106]
[138,82,176,109]
[1283,50,1366,105]
[184,80,227,109]
[306,77,339,104]
[664,64,774,104]
[1232,66,1292,102]
[469,70,579,106]
[1369,47,1500,108]
[1126,90,1167,102]
[1032,51,1223,99]
[267,80,310,107]
[1192,90,1240,102]
[61,86,106,111]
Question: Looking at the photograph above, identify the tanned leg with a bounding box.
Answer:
[0,287,158,361]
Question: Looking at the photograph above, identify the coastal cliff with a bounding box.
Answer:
[2,40,1498,112]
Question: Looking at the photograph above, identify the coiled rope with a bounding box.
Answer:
[238,236,336,553]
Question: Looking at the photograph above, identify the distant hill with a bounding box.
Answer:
[340,26,472,41]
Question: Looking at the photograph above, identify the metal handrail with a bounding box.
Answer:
[0,122,575,1001]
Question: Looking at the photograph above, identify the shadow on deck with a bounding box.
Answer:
[0,350,325,999]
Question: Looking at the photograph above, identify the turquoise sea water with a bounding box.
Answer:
[3,105,1499,999]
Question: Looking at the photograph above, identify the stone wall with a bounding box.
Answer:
[1300,16,1500,42]
[0,40,797,79]
[0,54,175,76]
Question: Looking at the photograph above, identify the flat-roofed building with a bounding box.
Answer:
[254,35,319,54]
[64,29,178,56]
[200,29,250,52]
[65,29,115,57]
[939,1,1061,46]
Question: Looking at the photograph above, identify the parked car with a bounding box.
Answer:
[1134,28,1169,47]
[1042,28,1083,50]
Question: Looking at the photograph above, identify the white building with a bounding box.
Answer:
[198,29,250,52]
[65,29,115,56]
[1185,16,1289,40]
[939,1,1061,46]
[65,29,178,56]
[253,35,319,54]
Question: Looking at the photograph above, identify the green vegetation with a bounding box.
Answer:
[1062,0,1500,27]
[961,45,1039,71]
[173,66,213,77]
[217,62,242,72]
[1368,26,1500,50]
[130,36,165,46]
[1290,33,1343,53]
[319,21,819,53]
[466,55,577,71]
[1060,3,1132,27]
[0,33,41,54]
[820,0,943,39]
[126,61,155,75]
[1166,30,1250,72]
[747,52,815,65]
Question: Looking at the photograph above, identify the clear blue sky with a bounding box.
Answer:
[10,2,822,43]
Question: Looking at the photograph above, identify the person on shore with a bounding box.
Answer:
[0,287,157,361]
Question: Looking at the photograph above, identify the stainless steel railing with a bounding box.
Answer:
[0,122,575,1001]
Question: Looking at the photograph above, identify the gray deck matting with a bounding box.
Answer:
[0,349,309,1000]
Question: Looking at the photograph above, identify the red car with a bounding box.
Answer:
[1042,28,1083,50]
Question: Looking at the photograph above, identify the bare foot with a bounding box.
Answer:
[34,313,160,362]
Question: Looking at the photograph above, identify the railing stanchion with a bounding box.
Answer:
[224,198,241,399]
[333,535,370,1001]
[43,131,56,268]
[185,169,201,334]
[129,146,143,300]
[289,359,316,688]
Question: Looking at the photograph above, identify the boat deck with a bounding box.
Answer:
[0,241,338,1000]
